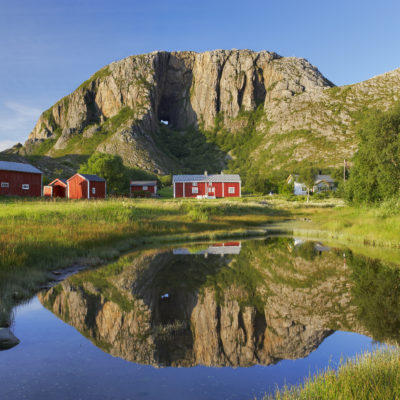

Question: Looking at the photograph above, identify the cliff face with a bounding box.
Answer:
[38,241,369,367]
[23,49,334,173]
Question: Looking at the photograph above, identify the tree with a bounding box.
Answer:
[346,104,400,203]
[79,153,128,194]
[298,167,318,202]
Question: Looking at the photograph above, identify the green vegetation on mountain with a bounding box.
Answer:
[345,102,400,204]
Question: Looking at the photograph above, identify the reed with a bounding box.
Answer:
[265,347,400,400]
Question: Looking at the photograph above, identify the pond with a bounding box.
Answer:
[1,237,400,400]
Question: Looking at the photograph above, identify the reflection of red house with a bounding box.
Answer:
[130,181,157,197]
[67,174,106,199]
[173,173,241,198]
[173,241,242,255]
[0,161,42,197]
[43,179,67,198]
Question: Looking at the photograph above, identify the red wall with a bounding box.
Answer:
[68,175,88,199]
[53,183,66,198]
[131,185,156,194]
[223,182,240,197]
[174,181,240,198]
[0,170,41,197]
[43,186,52,197]
[89,181,106,199]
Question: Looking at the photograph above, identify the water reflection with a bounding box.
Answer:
[31,237,400,367]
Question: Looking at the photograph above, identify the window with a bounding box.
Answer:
[1,182,9,188]
[92,187,96,194]
[228,187,235,194]
[209,187,215,192]
[192,182,197,186]
[192,187,198,194]
[22,184,29,190]
[143,186,148,190]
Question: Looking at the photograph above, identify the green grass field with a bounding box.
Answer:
[280,198,400,248]
[266,347,400,400]
[0,196,286,273]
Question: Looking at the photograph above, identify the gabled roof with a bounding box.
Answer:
[48,178,67,187]
[173,174,241,183]
[67,173,106,182]
[314,174,335,184]
[0,161,42,174]
[287,174,335,185]
[130,180,157,186]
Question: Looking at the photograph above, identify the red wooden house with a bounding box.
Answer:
[67,174,106,199]
[43,178,67,198]
[130,181,157,197]
[0,161,42,197]
[173,173,241,198]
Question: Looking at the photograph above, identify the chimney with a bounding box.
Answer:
[204,171,208,176]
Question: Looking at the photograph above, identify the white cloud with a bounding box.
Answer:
[0,101,43,147]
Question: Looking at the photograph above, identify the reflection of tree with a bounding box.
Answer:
[293,241,318,261]
[349,254,400,344]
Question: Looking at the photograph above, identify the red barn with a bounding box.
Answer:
[43,178,67,198]
[130,180,157,197]
[0,161,42,197]
[67,173,106,199]
[173,173,241,198]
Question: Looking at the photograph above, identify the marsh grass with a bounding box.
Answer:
[0,197,282,273]
[265,347,400,400]
[287,198,400,248]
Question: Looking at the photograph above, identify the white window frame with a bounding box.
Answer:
[228,187,235,194]
[143,186,148,190]
[210,187,215,192]
[192,187,199,194]
[22,184,29,190]
[192,182,197,186]
[92,187,96,195]
[1,182,9,188]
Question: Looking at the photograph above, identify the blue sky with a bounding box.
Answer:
[1,0,400,150]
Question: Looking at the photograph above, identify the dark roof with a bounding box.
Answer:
[314,174,335,184]
[130,180,157,186]
[0,161,42,174]
[79,174,106,182]
[67,173,106,182]
[173,174,241,183]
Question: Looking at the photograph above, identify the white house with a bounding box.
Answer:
[313,175,336,193]
[286,174,336,195]
[286,174,308,195]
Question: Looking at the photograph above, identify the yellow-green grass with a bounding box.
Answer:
[266,347,400,400]
[284,199,400,249]
[0,196,285,274]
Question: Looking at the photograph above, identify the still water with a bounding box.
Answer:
[1,237,398,400]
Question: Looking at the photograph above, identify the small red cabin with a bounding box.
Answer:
[173,173,241,198]
[43,178,67,198]
[67,173,106,199]
[0,161,42,197]
[130,180,157,197]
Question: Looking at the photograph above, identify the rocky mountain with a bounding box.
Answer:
[6,49,400,179]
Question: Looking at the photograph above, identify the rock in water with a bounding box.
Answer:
[0,328,20,350]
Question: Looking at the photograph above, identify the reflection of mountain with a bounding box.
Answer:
[38,238,399,367]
